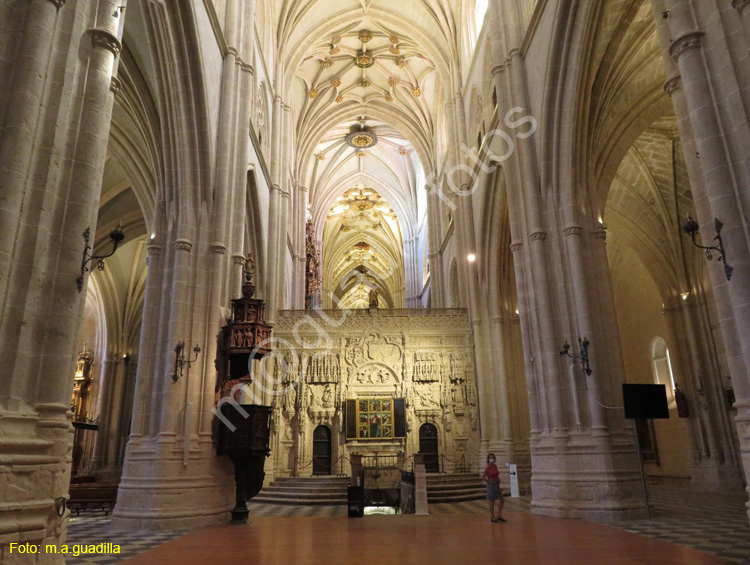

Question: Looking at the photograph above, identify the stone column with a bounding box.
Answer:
[488,7,645,518]
[656,0,750,519]
[0,0,126,559]
[265,94,283,322]
[0,0,63,308]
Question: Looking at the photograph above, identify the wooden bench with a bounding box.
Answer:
[67,483,119,516]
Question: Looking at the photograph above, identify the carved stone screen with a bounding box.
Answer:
[266,309,479,477]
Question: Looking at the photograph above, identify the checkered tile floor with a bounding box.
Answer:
[606,487,750,564]
[65,486,749,564]
[65,514,186,564]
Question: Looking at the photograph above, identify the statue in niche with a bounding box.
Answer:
[369,288,379,309]
[321,384,334,408]
[466,381,477,407]
[243,253,256,297]
[451,381,466,408]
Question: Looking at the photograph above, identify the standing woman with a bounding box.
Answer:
[482,452,505,522]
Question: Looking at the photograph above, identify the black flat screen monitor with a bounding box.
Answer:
[622,383,669,420]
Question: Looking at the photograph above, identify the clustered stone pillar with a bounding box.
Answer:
[651,0,750,521]
[0,0,126,559]
[112,0,261,531]
[483,0,645,521]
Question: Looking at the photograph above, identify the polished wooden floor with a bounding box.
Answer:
[123,510,720,564]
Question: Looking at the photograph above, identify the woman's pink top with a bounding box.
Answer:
[483,464,500,482]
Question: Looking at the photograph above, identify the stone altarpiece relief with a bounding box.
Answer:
[269,312,478,476]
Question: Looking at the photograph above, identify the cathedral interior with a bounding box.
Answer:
[1,0,750,562]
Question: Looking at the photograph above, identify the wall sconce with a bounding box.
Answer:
[559,337,592,377]
[76,224,125,292]
[173,341,201,382]
[682,215,733,281]
[695,377,710,411]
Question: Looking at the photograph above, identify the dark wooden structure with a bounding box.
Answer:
[214,257,273,523]
[67,482,119,515]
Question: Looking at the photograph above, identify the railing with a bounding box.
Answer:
[361,452,401,469]
[291,454,351,477]
[438,454,476,474]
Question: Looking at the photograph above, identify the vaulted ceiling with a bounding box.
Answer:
[274,0,465,306]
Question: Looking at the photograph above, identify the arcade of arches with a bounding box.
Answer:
[1,0,750,559]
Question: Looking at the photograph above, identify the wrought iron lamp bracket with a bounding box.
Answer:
[172,341,201,382]
[559,336,593,377]
[76,224,125,292]
[683,216,733,281]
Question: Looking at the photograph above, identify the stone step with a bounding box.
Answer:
[252,495,348,506]
[259,491,348,501]
[427,484,487,493]
[271,477,350,484]
[427,473,482,480]
[425,473,487,503]
[264,485,350,494]
[428,491,488,503]
[256,476,350,506]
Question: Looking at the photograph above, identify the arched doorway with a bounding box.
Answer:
[419,423,440,473]
[312,425,332,476]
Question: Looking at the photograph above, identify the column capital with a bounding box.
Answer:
[592,229,607,241]
[563,225,583,237]
[210,243,227,255]
[174,239,193,252]
[733,0,750,15]
[232,254,246,265]
[664,75,682,97]
[47,0,66,8]
[669,31,704,62]
[110,76,122,95]
[529,231,547,242]
[89,29,122,57]
[510,242,523,253]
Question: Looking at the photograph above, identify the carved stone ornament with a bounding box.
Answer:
[354,51,375,68]
[529,231,547,242]
[173,239,193,252]
[48,0,66,8]
[563,225,583,237]
[669,31,704,62]
[110,76,122,95]
[664,75,682,97]
[89,29,122,57]
[210,243,228,255]
[592,229,608,241]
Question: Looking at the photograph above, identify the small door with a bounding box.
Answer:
[419,423,440,473]
[312,425,332,476]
